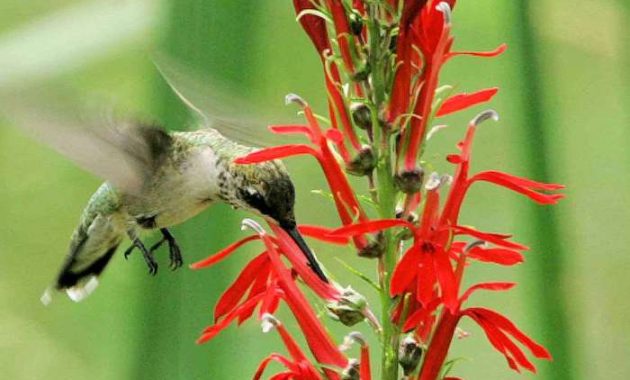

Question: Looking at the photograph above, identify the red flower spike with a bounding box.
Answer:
[189,234,260,269]
[436,88,499,117]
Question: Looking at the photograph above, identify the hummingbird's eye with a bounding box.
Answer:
[239,187,271,216]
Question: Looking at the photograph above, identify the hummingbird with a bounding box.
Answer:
[39,121,328,302]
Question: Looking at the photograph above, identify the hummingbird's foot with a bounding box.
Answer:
[160,228,183,271]
[125,237,158,275]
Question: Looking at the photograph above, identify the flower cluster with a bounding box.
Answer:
[192,1,563,379]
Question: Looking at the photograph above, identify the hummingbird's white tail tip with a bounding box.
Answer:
[65,276,99,303]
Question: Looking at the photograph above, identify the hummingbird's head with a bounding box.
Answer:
[237,168,297,230]
[236,163,328,282]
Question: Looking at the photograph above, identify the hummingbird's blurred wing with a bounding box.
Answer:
[3,95,171,196]
[153,53,302,148]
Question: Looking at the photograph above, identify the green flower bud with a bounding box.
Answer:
[394,167,425,194]
[358,232,386,258]
[342,359,360,380]
[399,336,423,375]
[350,103,372,130]
[327,287,367,327]
[346,146,376,176]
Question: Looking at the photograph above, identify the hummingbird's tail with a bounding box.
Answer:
[47,212,124,303]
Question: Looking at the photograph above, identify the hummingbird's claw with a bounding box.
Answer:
[123,245,135,260]
[127,237,159,276]
[159,228,183,271]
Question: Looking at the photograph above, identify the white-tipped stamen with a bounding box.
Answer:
[241,218,266,235]
[425,172,442,191]
[471,109,499,127]
[40,287,53,306]
[427,124,448,140]
[285,93,307,108]
[339,332,367,351]
[440,174,453,187]
[436,2,452,25]
[261,313,280,333]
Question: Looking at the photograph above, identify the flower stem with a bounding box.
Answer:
[366,4,400,378]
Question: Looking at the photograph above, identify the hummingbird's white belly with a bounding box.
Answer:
[125,147,221,229]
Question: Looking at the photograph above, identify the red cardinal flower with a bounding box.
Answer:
[192,219,348,378]
[254,314,323,380]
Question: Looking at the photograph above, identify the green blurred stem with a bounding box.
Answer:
[367,3,399,379]
[513,2,576,379]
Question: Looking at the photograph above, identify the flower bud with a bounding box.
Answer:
[342,359,360,380]
[350,103,372,130]
[399,336,423,375]
[358,232,385,258]
[394,167,425,194]
[346,146,376,176]
[351,61,370,82]
[349,10,363,36]
[326,287,367,327]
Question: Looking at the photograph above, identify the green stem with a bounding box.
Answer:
[365,2,400,377]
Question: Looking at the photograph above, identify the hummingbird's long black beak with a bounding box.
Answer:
[282,225,329,283]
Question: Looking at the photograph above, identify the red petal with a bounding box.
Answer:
[453,226,529,251]
[214,253,269,322]
[238,262,272,324]
[471,307,552,360]
[190,235,260,269]
[293,0,330,53]
[197,293,265,344]
[464,310,528,372]
[471,171,565,205]
[234,144,319,164]
[269,124,313,139]
[447,43,507,60]
[390,245,421,296]
[432,250,458,312]
[468,246,524,266]
[299,224,350,245]
[330,219,413,237]
[271,224,341,301]
[325,128,344,144]
[254,354,295,380]
[436,88,499,117]
[459,282,516,306]
[360,345,372,380]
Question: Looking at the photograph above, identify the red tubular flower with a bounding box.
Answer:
[255,315,323,380]
[192,220,348,378]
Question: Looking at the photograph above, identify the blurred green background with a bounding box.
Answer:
[0,0,628,379]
